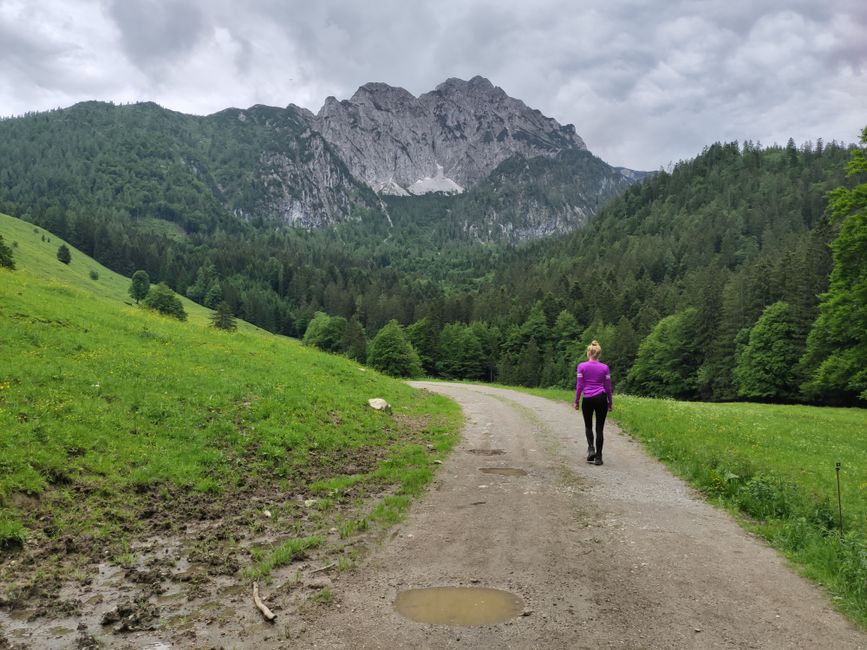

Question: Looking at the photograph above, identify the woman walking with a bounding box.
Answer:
[574,340,613,465]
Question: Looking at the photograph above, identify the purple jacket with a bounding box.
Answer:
[575,360,613,409]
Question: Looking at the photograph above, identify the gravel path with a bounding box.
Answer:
[301,383,865,649]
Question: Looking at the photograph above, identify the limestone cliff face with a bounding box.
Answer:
[207,78,644,237]
[217,105,378,227]
[256,124,370,228]
[312,76,588,195]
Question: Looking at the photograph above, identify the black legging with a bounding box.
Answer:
[581,393,608,452]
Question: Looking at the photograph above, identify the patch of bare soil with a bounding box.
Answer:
[0,424,436,649]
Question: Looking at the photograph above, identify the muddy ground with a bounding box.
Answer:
[2,383,865,648]
[0,474,380,649]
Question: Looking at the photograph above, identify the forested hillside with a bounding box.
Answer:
[0,100,377,231]
[417,137,864,404]
[0,101,862,405]
[0,100,635,336]
[311,137,861,406]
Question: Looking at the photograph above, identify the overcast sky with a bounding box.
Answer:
[1,0,864,169]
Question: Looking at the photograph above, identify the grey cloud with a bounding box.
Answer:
[0,10,73,82]
[232,32,254,74]
[247,0,442,94]
[108,0,210,69]
[0,0,864,167]
[0,7,124,114]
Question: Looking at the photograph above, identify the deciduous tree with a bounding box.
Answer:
[801,126,867,402]
[129,270,150,303]
[143,283,187,321]
[626,308,701,399]
[368,320,422,378]
[303,312,347,353]
[734,301,800,400]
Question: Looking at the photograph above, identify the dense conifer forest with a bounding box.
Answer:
[463,139,859,403]
[1,103,863,405]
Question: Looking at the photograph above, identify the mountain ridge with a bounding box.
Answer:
[311,75,598,196]
[0,75,647,241]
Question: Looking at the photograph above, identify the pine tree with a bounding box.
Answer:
[515,339,542,387]
[436,324,485,380]
[437,323,466,379]
[406,317,441,376]
[210,301,237,331]
[56,243,71,264]
[468,321,501,382]
[187,261,219,305]
[552,310,581,351]
[340,317,368,362]
[521,301,550,346]
[0,234,14,269]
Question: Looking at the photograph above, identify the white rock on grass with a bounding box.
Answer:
[367,398,391,411]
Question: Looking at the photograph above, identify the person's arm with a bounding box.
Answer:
[604,366,613,410]
[574,364,584,407]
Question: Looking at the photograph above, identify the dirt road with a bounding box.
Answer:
[302,383,865,649]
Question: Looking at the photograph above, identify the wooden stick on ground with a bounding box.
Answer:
[252,582,276,621]
[310,562,337,574]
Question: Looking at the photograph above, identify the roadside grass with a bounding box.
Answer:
[0,212,461,574]
[247,535,323,581]
[519,386,867,628]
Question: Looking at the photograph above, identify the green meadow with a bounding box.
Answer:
[526,386,867,626]
[0,212,460,563]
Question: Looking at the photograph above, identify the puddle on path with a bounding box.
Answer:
[467,449,505,456]
[479,467,527,477]
[394,587,524,626]
[156,591,185,604]
[47,626,75,637]
[218,583,248,597]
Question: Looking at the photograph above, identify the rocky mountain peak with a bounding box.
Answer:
[351,82,416,104]
[311,76,588,195]
[434,75,501,96]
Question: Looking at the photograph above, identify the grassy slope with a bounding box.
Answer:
[519,385,866,627]
[0,212,460,555]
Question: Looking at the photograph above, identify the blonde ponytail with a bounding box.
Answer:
[586,340,602,360]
